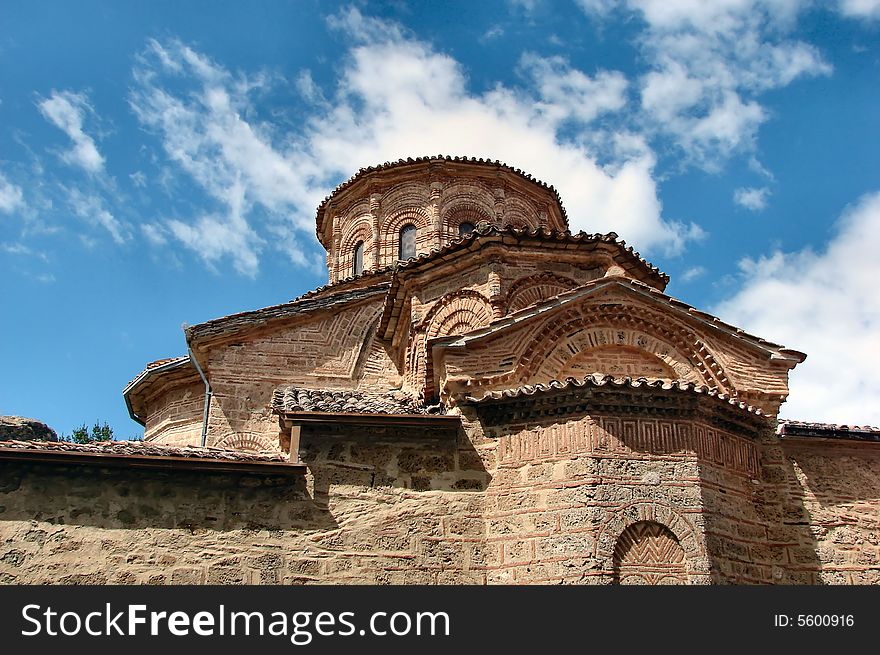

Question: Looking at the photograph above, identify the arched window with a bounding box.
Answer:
[352,241,364,276]
[399,224,417,260]
[458,222,475,236]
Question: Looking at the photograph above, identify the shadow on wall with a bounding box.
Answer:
[0,464,336,533]
[600,418,822,584]
[694,429,823,585]
[781,440,880,585]
[299,423,492,509]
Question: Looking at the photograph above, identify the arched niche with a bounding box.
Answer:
[504,273,579,314]
[425,290,495,339]
[441,199,494,242]
[531,327,701,385]
[613,521,688,585]
[212,433,274,453]
[514,307,732,393]
[337,221,373,279]
[421,290,495,400]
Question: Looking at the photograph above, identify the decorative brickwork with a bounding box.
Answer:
[504,272,580,313]
[613,521,688,585]
[20,156,861,587]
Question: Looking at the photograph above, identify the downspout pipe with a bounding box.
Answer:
[185,329,212,448]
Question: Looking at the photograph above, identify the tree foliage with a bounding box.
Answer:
[63,421,114,443]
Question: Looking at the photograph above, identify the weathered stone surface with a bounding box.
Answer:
[0,416,57,442]
[14,157,864,586]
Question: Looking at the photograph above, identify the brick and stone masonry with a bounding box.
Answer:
[1,156,877,584]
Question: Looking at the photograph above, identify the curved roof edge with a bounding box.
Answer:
[123,356,192,426]
[460,373,766,418]
[315,155,570,242]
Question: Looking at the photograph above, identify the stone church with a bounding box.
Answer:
[1,156,878,585]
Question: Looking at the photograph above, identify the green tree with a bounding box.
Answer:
[63,421,114,443]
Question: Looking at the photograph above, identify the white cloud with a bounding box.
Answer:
[518,53,628,126]
[66,188,128,244]
[733,186,770,211]
[713,191,880,425]
[309,8,699,255]
[295,70,326,105]
[129,171,147,188]
[140,223,168,246]
[165,177,262,276]
[0,172,25,213]
[838,0,880,20]
[680,266,705,282]
[482,25,504,41]
[130,39,316,274]
[581,1,832,168]
[37,90,106,173]
[128,13,702,275]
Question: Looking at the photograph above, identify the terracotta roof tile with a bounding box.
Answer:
[461,373,765,416]
[778,420,880,442]
[0,439,288,462]
[272,387,442,416]
[187,283,389,343]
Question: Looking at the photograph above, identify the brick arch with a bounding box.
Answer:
[420,290,494,400]
[212,433,275,453]
[595,501,708,584]
[441,199,494,241]
[378,181,430,216]
[558,344,679,380]
[424,290,495,339]
[504,273,580,314]
[613,521,688,585]
[510,305,733,394]
[379,207,430,263]
[533,327,697,384]
[337,221,373,278]
[501,194,540,229]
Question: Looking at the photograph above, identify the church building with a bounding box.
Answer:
[2,156,877,584]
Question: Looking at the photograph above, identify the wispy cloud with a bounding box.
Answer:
[733,186,770,211]
[66,187,129,244]
[680,266,705,282]
[580,1,832,169]
[129,171,147,188]
[129,38,315,275]
[126,12,704,276]
[713,191,880,424]
[518,52,628,126]
[838,0,880,20]
[37,90,106,173]
[0,171,25,213]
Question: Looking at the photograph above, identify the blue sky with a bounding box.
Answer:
[1,0,879,437]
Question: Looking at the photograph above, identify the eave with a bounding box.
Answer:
[0,445,306,475]
[378,225,669,342]
[433,276,807,365]
[122,356,193,426]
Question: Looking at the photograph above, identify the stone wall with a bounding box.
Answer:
[143,380,204,445]
[781,438,880,584]
[2,418,875,585]
[0,430,489,585]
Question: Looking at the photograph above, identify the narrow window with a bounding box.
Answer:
[352,240,364,276]
[399,224,417,260]
[458,222,475,236]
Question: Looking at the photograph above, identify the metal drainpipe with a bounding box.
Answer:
[186,335,212,448]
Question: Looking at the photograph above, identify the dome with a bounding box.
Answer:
[315,156,569,283]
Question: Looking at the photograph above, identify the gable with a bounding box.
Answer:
[432,278,804,415]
